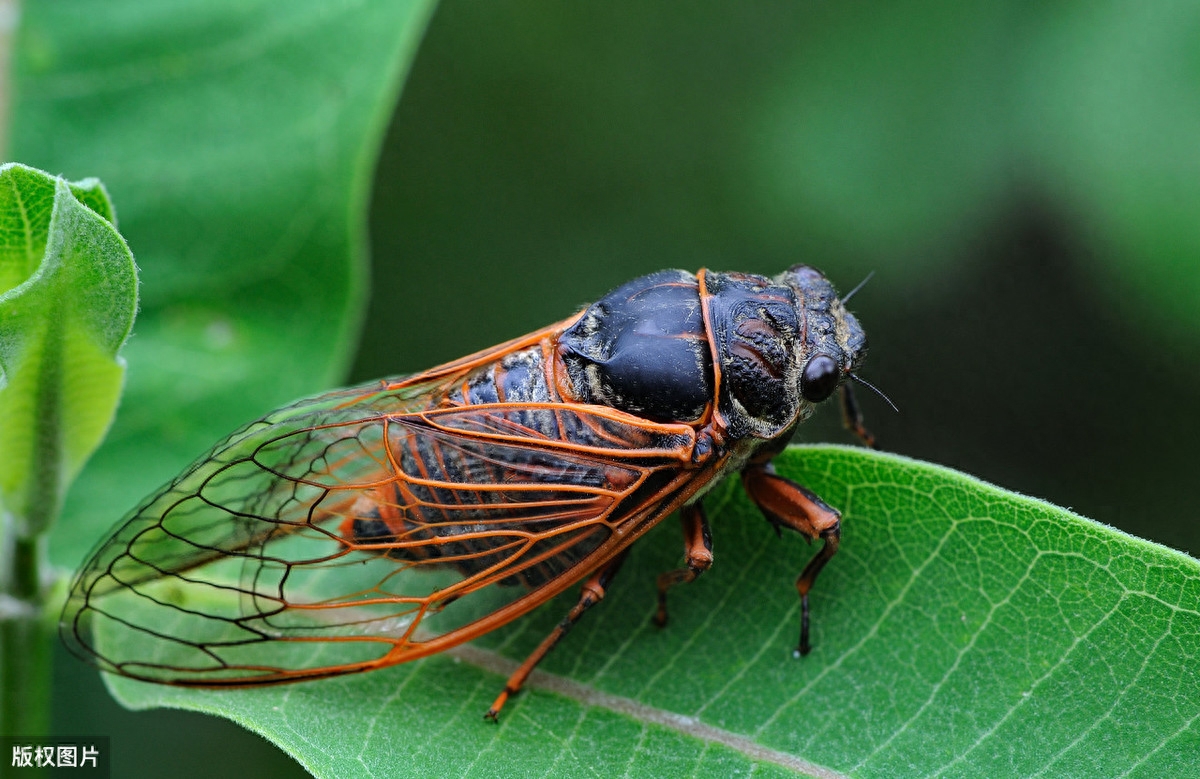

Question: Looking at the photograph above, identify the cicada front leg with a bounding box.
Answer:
[651,503,713,628]
[741,463,841,657]
[839,383,878,449]
[485,549,630,721]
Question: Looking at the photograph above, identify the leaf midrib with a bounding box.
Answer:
[446,644,847,779]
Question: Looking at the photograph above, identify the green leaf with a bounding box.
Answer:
[0,164,136,536]
[100,446,1200,777]
[10,0,438,567]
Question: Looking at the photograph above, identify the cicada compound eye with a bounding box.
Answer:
[800,354,840,403]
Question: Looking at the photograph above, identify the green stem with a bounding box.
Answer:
[1,531,53,738]
[0,308,62,740]
[12,534,42,600]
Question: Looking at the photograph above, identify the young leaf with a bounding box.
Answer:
[0,164,137,536]
[98,446,1200,778]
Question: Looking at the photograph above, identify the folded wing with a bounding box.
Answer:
[61,380,702,685]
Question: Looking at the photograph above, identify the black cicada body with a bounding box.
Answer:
[62,264,873,718]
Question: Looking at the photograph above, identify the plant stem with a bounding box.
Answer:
[1,527,53,738]
[11,534,42,600]
[1,309,64,738]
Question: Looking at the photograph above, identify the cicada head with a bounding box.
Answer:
[703,265,867,441]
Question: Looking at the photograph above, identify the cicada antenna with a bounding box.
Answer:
[840,271,875,305]
[848,373,898,413]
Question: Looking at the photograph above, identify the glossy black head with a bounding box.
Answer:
[704,265,867,439]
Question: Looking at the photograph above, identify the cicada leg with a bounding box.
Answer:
[741,463,841,657]
[840,383,878,449]
[485,549,630,721]
[651,503,713,627]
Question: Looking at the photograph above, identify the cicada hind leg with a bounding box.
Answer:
[485,550,630,721]
[741,463,841,657]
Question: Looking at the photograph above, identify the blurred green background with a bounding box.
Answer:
[15,1,1200,776]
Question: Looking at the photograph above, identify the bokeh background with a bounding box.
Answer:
[26,1,1200,776]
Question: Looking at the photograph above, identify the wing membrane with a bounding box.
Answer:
[62,378,705,686]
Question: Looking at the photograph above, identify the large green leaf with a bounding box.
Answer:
[10,0,437,567]
[100,446,1200,777]
[0,164,136,535]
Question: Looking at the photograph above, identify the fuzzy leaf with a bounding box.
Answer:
[0,164,136,535]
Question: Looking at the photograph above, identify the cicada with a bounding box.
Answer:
[62,265,879,718]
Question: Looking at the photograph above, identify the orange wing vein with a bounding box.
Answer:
[62,373,720,686]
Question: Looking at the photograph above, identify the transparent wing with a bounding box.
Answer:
[61,378,703,686]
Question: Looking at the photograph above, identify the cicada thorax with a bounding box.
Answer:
[557,270,714,424]
[699,270,807,442]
